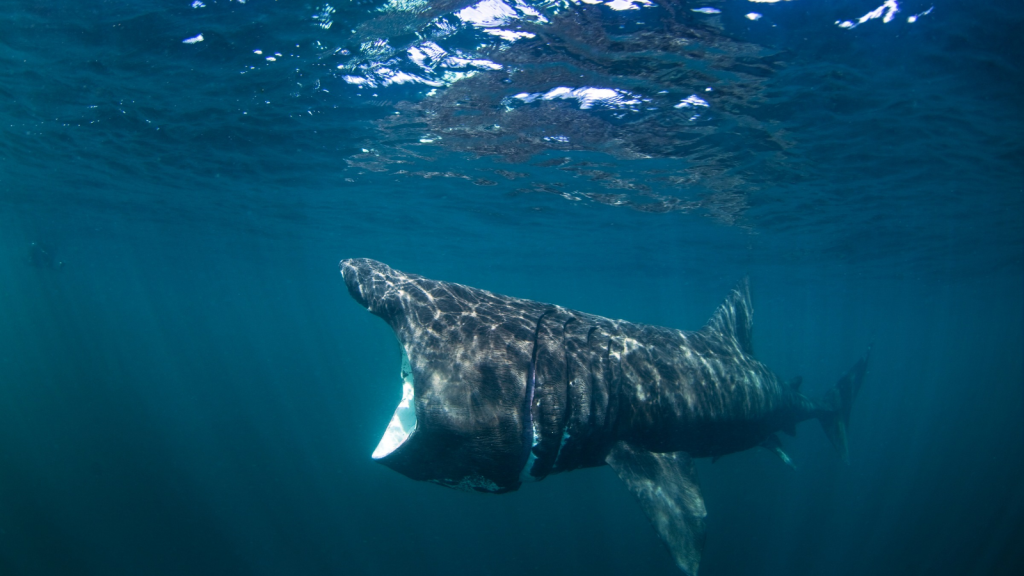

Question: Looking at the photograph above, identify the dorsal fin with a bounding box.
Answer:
[701,277,754,355]
[787,376,803,392]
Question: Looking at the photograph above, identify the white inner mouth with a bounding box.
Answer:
[371,345,417,460]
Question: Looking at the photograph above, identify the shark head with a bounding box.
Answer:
[340,258,540,493]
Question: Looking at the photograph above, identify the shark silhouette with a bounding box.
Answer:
[340,258,869,575]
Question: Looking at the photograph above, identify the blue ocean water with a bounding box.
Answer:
[0,0,1021,574]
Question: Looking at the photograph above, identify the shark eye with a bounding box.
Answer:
[371,345,417,460]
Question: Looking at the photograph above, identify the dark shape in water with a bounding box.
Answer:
[339,258,869,575]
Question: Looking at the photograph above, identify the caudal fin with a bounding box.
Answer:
[819,347,871,463]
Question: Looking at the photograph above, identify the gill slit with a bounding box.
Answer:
[520,309,553,480]
[551,317,578,472]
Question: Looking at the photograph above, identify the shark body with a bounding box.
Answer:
[340,258,868,575]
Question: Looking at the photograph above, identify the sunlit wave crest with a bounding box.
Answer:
[317,0,790,223]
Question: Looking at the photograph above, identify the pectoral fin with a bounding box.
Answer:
[606,442,706,576]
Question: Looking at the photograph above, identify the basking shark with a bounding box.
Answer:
[340,258,869,575]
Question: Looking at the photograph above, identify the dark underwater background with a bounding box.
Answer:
[1,0,1021,574]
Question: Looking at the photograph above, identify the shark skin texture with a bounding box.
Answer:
[339,258,868,575]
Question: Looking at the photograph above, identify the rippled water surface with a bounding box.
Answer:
[1,1,1021,575]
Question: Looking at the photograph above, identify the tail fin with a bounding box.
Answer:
[819,347,871,463]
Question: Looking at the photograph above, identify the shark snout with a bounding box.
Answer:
[339,258,371,309]
[339,258,416,327]
[339,258,392,314]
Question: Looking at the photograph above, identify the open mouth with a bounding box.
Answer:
[371,345,417,460]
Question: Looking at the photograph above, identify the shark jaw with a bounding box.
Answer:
[371,345,417,460]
